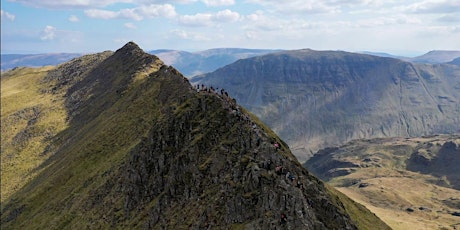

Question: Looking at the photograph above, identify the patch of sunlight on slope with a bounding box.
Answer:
[132,59,164,85]
[337,176,460,230]
[1,66,68,203]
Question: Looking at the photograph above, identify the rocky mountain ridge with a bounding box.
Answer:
[1,42,388,229]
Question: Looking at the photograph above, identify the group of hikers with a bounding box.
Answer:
[195,84,256,126]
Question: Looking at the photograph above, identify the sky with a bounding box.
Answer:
[1,0,459,56]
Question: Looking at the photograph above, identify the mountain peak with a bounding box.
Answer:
[114,41,145,56]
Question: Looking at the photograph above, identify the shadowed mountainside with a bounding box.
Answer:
[192,49,460,161]
[304,135,460,230]
[1,42,388,229]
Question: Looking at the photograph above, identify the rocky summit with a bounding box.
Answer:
[0,42,389,229]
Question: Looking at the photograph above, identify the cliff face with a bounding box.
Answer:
[192,49,460,161]
[1,43,388,229]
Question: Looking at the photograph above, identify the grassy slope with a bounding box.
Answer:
[1,66,68,203]
[1,61,170,229]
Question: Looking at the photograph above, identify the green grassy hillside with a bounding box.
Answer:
[1,66,67,203]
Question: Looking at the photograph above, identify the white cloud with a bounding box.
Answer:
[354,15,421,28]
[171,29,189,39]
[136,4,177,18]
[85,9,121,20]
[9,0,132,9]
[214,9,239,22]
[69,15,79,22]
[178,9,240,26]
[406,0,460,14]
[124,22,137,29]
[40,25,56,40]
[10,0,203,9]
[178,13,212,26]
[437,14,460,23]
[1,10,16,21]
[244,11,284,31]
[201,0,234,7]
[169,29,210,41]
[247,0,337,14]
[84,4,176,20]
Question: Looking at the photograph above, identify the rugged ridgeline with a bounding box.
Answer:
[0,42,389,229]
[304,135,460,230]
[192,49,460,161]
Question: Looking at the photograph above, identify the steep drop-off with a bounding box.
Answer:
[1,42,388,229]
[193,49,460,161]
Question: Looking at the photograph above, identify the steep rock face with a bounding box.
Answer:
[1,43,388,229]
[120,91,356,229]
[192,49,460,160]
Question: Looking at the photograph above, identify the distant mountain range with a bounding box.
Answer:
[360,50,460,64]
[149,48,279,76]
[409,50,460,64]
[3,49,460,75]
[193,49,460,162]
[1,53,83,71]
[1,49,278,76]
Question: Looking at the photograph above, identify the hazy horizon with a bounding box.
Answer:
[1,45,452,58]
[1,0,459,56]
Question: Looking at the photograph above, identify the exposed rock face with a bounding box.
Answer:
[120,90,356,229]
[1,42,388,229]
[192,49,460,160]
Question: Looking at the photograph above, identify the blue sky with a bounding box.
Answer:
[1,0,459,56]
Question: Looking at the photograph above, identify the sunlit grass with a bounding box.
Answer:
[1,66,68,203]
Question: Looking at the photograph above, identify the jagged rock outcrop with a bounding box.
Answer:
[1,42,389,229]
[192,49,460,160]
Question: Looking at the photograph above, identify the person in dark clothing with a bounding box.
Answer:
[280,213,287,224]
